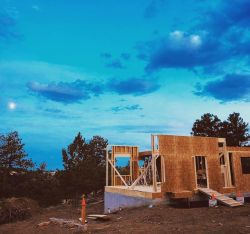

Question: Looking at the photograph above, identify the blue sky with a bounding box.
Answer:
[1,0,250,169]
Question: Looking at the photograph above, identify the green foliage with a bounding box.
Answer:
[0,131,34,170]
[0,131,109,205]
[62,133,87,170]
[191,112,249,146]
[116,165,130,175]
[0,131,34,198]
[221,113,249,146]
[0,132,62,206]
[1,167,62,207]
[191,113,222,137]
[59,132,108,199]
[20,168,62,207]
[116,158,130,175]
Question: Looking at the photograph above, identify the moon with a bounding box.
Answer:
[8,102,17,110]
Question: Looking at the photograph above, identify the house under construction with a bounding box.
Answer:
[104,135,250,213]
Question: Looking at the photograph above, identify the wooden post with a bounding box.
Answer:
[225,152,232,187]
[151,134,157,192]
[205,156,210,189]
[106,148,108,186]
[193,156,198,189]
[151,134,154,152]
[111,147,114,186]
[113,153,116,186]
[152,154,157,192]
[161,156,165,183]
[221,140,232,187]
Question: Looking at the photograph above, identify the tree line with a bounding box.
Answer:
[191,112,249,146]
[0,112,248,206]
[0,132,108,206]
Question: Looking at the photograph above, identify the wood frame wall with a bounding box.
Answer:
[106,135,250,197]
[156,135,250,195]
[227,147,250,193]
[106,145,139,187]
[157,135,225,194]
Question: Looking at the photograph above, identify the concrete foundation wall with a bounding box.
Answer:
[104,192,164,213]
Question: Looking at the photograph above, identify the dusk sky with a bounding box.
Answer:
[1,0,250,169]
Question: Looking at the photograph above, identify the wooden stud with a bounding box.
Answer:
[106,148,108,186]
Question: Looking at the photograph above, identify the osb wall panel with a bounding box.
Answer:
[111,146,139,185]
[230,151,250,192]
[158,135,224,193]
[112,146,138,156]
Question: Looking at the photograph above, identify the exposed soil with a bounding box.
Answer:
[0,197,40,224]
[0,201,250,233]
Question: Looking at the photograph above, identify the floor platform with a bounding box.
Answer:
[105,185,163,199]
[104,185,164,213]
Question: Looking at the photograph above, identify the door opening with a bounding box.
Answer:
[195,156,208,188]
[156,155,166,183]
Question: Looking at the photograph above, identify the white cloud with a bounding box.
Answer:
[168,31,202,49]
[190,35,202,47]
[170,30,183,40]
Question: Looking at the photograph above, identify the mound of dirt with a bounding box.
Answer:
[0,197,40,225]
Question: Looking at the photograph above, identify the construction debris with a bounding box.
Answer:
[87,214,110,221]
[37,221,51,227]
[49,217,87,231]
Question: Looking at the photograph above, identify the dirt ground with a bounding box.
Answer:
[0,201,250,234]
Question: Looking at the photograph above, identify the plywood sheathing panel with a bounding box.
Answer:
[229,150,250,193]
[158,135,224,194]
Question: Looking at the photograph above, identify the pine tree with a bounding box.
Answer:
[0,131,33,170]
[191,113,222,137]
[0,131,34,197]
[222,113,249,146]
[60,133,108,198]
[62,132,87,170]
[191,112,249,146]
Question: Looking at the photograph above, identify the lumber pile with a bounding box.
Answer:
[87,214,110,221]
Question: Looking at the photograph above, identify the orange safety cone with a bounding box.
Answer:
[81,195,86,224]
